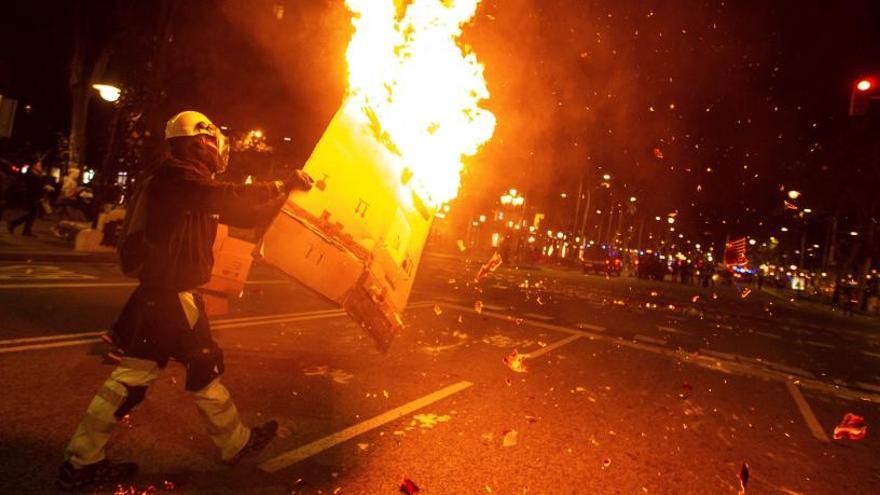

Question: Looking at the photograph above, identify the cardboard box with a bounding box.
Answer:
[260,99,435,351]
[201,224,256,317]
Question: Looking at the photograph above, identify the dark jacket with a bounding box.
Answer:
[140,146,282,290]
[20,170,45,205]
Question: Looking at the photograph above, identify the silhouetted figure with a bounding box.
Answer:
[8,162,46,236]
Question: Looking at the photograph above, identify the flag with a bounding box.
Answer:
[724,237,748,266]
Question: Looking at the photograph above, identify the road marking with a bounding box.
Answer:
[804,340,834,349]
[482,304,507,311]
[575,322,605,332]
[0,330,105,346]
[260,380,474,473]
[439,303,880,404]
[698,348,738,361]
[0,279,292,290]
[0,301,435,354]
[525,334,582,359]
[863,350,880,359]
[522,312,554,321]
[634,334,666,345]
[0,338,103,354]
[754,330,782,340]
[855,382,880,393]
[657,325,687,334]
[785,381,830,442]
[0,264,96,280]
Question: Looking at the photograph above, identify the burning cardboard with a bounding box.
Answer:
[260,100,434,351]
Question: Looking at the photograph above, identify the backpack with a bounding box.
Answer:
[118,175,154,278]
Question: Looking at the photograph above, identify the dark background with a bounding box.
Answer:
[1,0,879,244]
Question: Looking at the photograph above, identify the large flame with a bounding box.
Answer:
[344,0,496,205]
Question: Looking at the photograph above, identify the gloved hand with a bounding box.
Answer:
[283,170,315,192]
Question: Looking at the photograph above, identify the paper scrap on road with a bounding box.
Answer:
[412,413,451,428]
[400,478,420,494]
[303,365,354,384]
[833,413,867,440]
[502,429,518,447]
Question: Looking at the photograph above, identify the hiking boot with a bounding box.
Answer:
[57,459,138,491]
[227,420,278,464]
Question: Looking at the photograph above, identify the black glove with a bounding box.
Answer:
[283,170,315,192]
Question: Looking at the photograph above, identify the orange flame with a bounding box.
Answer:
[344,0,496,205]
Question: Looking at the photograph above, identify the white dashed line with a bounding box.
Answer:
[804,340,834,349]
[754,330,782,340]
[634,334,666,345]
[522,313,554,321]
[657,325,687,334]
[260,381,474,472]
[786,381,830,442]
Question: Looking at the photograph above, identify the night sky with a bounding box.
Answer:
[2,0,879,245]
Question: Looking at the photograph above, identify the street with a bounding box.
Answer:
[1,252,878,494]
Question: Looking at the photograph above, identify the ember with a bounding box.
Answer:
[503,350,528,373]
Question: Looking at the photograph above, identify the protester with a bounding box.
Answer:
[57,110,314,490]
[7,161,47,236]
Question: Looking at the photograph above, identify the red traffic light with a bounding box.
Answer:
[857,79,873,92]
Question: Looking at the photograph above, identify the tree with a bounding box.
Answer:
[67,0,113,171]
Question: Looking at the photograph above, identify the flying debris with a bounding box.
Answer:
[474,251,503,282]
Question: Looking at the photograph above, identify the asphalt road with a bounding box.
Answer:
[0,252,879,494]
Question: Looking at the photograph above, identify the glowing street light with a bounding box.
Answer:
[629,196,637,203]
[787,190,801,200]
[602,174,611,181]
[857,79,873,92]
[850,231,859,236]
[92,83,121,103]
[666,217,675,224]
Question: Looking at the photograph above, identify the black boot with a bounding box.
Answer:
[57,459,138,491]
[227,420,278,464]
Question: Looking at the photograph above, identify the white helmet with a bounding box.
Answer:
[165,110,229,171]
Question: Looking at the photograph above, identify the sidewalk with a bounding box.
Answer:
[0,218,116,262]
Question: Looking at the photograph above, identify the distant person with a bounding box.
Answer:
[0,166,8,225]
[57,110,315,490]
[7,161,46,237]
[56,168,82,220]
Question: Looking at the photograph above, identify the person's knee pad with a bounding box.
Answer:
[114,383,148,418]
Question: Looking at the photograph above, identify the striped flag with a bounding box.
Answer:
[724,237,749,266]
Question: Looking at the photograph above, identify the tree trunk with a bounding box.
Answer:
[68,0,110,172]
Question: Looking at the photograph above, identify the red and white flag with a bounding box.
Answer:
[724,238,749,267]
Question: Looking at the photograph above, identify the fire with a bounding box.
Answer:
[344,0,496,205]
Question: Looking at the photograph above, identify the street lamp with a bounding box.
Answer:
[787,190,801,200]
[602,174,611,181]
[92,84,121,103]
